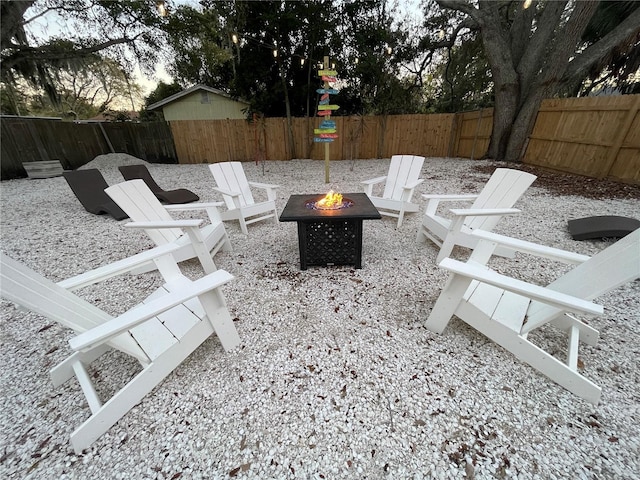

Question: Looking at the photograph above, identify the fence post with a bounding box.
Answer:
[470,109,484,160]
[25,120,50,161]
[98,122,115,153]
[447,113,458,157]
[600,95,640,179]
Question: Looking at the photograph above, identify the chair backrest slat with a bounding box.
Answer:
[210,162,255,208]
[525,228,640,330]
[106,180,183,244]
[0,253,147,361]
[467,168,537,231]
[382,155,425,200]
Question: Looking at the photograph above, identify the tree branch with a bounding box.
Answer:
[509,0,536,62]
[516,0,568,85]
[1,35,142,69]
[562,6,640,85]
[435,0,479,21]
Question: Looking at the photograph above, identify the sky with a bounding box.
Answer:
[22,0,424,110]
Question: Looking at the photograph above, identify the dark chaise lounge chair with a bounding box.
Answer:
[568,216,640,241]
[118,164,199,204]
[62,169,129,220]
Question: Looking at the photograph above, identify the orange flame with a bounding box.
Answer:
[316,190,343,208]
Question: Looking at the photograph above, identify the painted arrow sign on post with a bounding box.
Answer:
[315,57,340,183]
[316,88,339,95]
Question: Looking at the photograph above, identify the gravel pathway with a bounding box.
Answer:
[1,155,639,479]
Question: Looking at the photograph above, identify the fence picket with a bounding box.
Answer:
[2,94,638,184]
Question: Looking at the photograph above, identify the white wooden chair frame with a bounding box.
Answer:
[426,228,640,403]
[416,168,536,262]
[208,162,279,235]
[106,179,232,274]
[361,154,425,228]
[0,245,241,453]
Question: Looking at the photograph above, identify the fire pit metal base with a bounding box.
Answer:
[280,193,381,270]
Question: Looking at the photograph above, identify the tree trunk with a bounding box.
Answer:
[488,87,548,162]
[485,82,518,161]
[504,93,545,162]
[279,62,296,159]
[478,2,519,162]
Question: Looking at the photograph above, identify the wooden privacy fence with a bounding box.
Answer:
[448,95,640,184]
[450,108,494,160]
[523,94,640,183]
[170,113,456,164]
[2,95,638,183]
[0,117,176,179]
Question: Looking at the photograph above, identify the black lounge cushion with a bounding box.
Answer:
[118,165,199,204]
[63,169,129,220]
[568,216,640,240]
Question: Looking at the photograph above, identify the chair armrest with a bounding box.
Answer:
[165,202,224,211]
[57,244,182,291]
[213,187,240,198]
[361,176,387,186]
[422,194,478,216]
[361,176,387,196]
[69,270,235,352]
[165,202,224,223]
[470,230,591,265]
[248,181,279,201]
[439,258,602,316]
[124,219,204,229]
[421,194,478,201]
[403,179,424,190]
[449,208,520,217]
[248,181,280,190]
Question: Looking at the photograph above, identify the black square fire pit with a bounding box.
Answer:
[279,193,381,270]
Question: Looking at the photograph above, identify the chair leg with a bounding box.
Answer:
[437,236,457,263]
[238,217,249,235]
[416,219,443,247]
[221,232,233,252]
[425,274,472,334]
[436,217,467,263]
[459,305,602,403]
[182,227,217,274]
[198,289,241,352]
[396,209,405,229]
[51,346,111,387]
[69,320,213,453]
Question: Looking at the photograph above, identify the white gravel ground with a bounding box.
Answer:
[1,154,639,480]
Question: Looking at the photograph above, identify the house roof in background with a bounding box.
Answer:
[147,85,250,110]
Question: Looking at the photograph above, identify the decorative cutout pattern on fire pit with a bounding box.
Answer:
[304,220,358,266]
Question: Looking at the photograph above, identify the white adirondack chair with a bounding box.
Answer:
[361,154,425,228]
[208,162,279,235]
[426,228,640,404]
[416,168,537,263]
[0,244,241,453]
[106,179,232,274]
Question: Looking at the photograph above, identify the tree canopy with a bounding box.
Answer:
[2,0,638,162]
[1,0,165,114]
